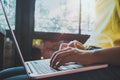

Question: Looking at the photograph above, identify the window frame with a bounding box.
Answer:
[34,0,82,34]
[6,0,90,63]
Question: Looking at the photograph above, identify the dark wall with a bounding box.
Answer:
[15,0,35,65]
[0,31,6,70]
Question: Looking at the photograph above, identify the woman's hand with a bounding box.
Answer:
[59,40,87,50]
[68,40,87,50]
[50,47,94,69]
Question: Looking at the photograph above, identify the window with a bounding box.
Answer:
[81,0,95,35]
[0,0,16,30]
[34,0,95,35]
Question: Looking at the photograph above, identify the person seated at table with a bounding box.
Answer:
[50,0,120,69]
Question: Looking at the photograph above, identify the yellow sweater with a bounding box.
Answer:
[85,0,120,48]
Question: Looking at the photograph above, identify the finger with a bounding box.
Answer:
[59,43,68,50]
[68,40,86,50]
[51,49,76,68]
[76,41,86,50]
[50,47,72,66]
[51,50,72,68]
[50,48,70,64]
[53,52,78,69]
[51,47,70,60]
[68,40,76,48]
[50,51,59,65]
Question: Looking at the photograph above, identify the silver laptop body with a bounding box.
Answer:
[0,0,108,79]
[25,59,107,79]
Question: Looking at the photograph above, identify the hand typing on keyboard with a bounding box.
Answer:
[50,47,93,69]
[50,40,94,69]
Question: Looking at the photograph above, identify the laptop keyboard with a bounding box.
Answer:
[58,62,83,71]
[29,59,83,74]
[30,60,57,74]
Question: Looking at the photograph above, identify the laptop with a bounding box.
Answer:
[0,0,108,79]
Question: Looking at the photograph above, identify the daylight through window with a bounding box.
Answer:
[34,0,95,35]
[0,0,16,30]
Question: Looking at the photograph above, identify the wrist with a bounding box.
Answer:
[76,50,97,65]
[85,50,97,65]
[90,49,103,65]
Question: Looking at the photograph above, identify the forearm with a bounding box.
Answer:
[92,47,120,66]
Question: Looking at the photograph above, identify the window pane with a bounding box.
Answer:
[0,0,16,30]
[35,0,80,34]
[81,0,95,35]
[34,0,96,35]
